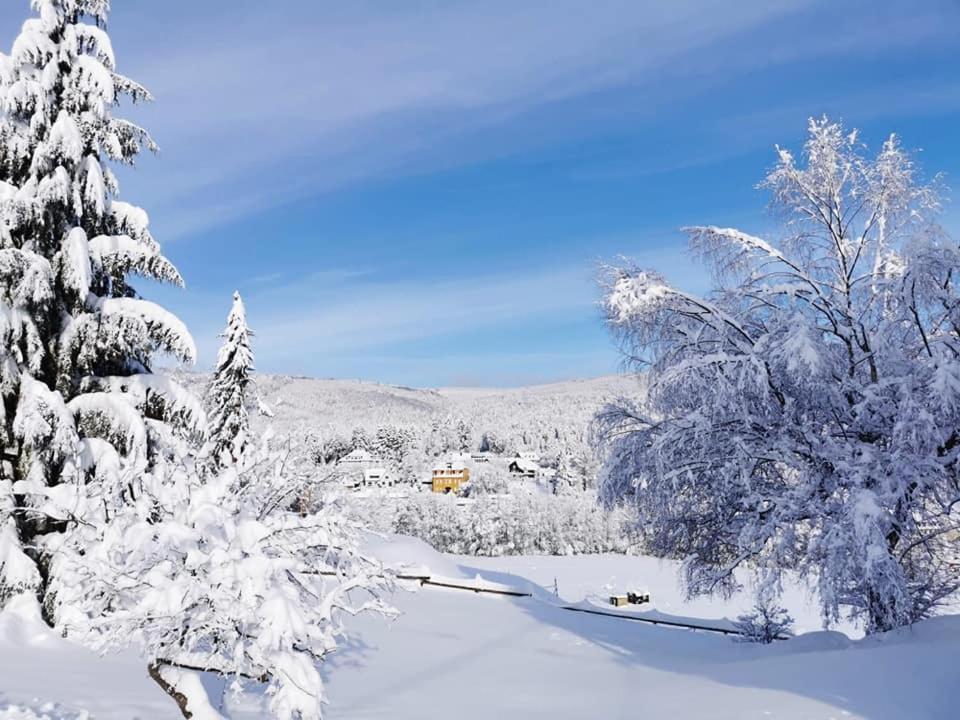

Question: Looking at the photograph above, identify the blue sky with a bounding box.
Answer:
[5,0,960,387]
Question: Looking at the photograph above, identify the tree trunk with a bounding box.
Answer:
[866,589,898,635]
[147,661,193,719]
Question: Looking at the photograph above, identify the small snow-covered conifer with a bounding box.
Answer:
[0,0,198,604]
[206,291,254,468]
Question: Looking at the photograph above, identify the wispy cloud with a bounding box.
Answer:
[2,0,948,240]
[714,82,960,148]
[3,0,955,386]
[315,349,622,389]
[252,263,599,357]
[82,0,959,240]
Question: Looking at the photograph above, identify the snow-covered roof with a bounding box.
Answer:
[434,459,467,472]
[338,448,378,465]
[510,459,540,473]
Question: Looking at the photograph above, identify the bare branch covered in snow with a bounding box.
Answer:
[596,117,960,634]
[50,438,396,720]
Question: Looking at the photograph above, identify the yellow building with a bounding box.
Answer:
[432,461,470,494]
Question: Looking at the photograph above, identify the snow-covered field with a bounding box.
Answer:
[2,536,957,719]
[455,552,850,636]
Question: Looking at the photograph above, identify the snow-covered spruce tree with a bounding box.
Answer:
[206,291,253,468]
[51,438,395,719]
[596,117,960,634]
[0,1,199,604]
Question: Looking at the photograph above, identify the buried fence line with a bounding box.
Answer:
[319,569,786,639]
[395,574,779,638]
[557,604,744,637]
[413,577,533,598]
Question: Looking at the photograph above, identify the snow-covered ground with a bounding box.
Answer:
[0,596,170,718]
[2,536,957,719]
[454,552,854,636]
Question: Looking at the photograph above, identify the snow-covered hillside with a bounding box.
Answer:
[172,371,638,440]
[2,535,957,719]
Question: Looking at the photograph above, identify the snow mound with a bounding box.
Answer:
[364,533,464,578]
[0,596,172,718]
[781,630,853,653]
[0,700,90,720]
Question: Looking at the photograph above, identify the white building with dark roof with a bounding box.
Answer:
[508,457,539,478]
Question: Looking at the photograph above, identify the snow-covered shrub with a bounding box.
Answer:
[734,597,795,644]
[48,438,394,719]
[459,466,510,497]
[479,430,510,455]
[0,0,196,602]
[596,117,960,633]
[387,492,636,556]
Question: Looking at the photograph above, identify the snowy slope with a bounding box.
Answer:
[170,370,639,439]
[281,537,957,719]
[0,596,172,718]
[455,552,849,636]
[321,589,955,720]
[3,536,957,719]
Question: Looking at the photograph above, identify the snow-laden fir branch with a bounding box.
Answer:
[0,0,197,604]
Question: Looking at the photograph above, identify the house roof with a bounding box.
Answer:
[510,459,539,473]
[338,448,378,464]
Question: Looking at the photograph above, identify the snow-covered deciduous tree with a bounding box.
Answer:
[311,433,353,467]
[206,291,254,468]
[479,430,508,455]
[596,117,960,634]
[0,0,197,603]
[49,437,395,719]
[460,465,510,497]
